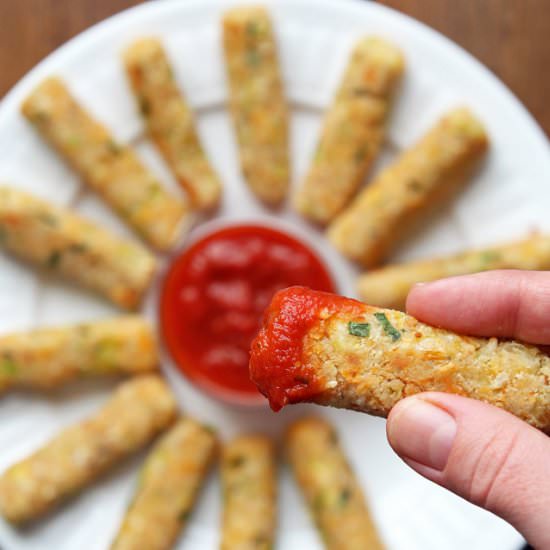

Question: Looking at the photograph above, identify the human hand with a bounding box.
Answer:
[386,270,550,549]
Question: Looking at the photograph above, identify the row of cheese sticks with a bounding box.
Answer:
[0,375,383,549]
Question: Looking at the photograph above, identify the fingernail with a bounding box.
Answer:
[388,398,457,471]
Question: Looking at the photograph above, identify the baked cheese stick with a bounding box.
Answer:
[21,77,188,250]
[286,418,384,550]
[250,287,550,432]
[123,38,222,210]
[0,316,157,393]
[358,234,550,310]
[223,6,289,204]
[294,37,404,224]
[0,376,177,524]
[327,108,489,267]
[220,435,276,550]
[111,418,217,550]
[0,187,156,309]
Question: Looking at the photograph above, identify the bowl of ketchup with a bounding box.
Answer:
[160,222,336,406]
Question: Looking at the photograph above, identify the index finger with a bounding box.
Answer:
[406,270,550,344]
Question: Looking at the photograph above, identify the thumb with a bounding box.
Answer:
[386,392,550,548]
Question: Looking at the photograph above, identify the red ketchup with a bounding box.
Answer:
[160,224,335,405]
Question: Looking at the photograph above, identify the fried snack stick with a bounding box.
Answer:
[0,376,177,524]
[327,108,489,267]
[0,316,157,393]
[0,187,156,309]
[123,38,222,210]
[111,418,217,550]
[294,37,404,224]
[220,435,276,550]
[358,234,550,310]
[21,77,188,251]
[286,418,384,550]
[223,6,289,204]
[250,287,550,432]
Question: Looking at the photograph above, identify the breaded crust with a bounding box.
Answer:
[220,435,276,550]
[0,186,156,309]
[294,37,404,224]
[357,234,550,310]
[0,316,157,393]
[327,108,489,267]
[250,287,550,432]
[123,38,222,210]
[0,376,177,524]
[21,77,189,250]
[111,418,217,550]
[223,6,289,204]
[286,417,385,550]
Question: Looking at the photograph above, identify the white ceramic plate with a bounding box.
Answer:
[0,0,543,548]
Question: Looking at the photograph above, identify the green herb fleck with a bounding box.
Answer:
[67,135,81,148]
[374,312,401,341]
[178,509,191,522]
[37,212,58,227]
[480,250,500,264]
[69,243,88,254]
[407,179,423,192]
[0,225,6,244]
[246,21,260,37]
[229,455,246,468]
[46,250,62,269]
[354,145,368,163]
[105,140,122,155]
[94,339,120,368]
[246,49,261,67]
[352,87,373,97]
[328,429,338,445]
[313,492,325,514]
[31,111,48,125]
[348,322,370,337]
[0,355,18,376]
[339,487,352,507]
[139,96,151,117]
[203,424,217,435]
[148,184,162,199]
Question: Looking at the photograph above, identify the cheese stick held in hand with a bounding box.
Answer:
[250,287,550,432]
[0,187,156,309]
[0,316,157,393]
[22,77,188,250]
[223,6,289,204]
[220,435,276,550]
[0,376,177,524]
[294,37,404,224]
[286,418,385,550]
[357,234,550,310]
[328,108,489,267]
[123,38,222,210]
[111,418,217,550]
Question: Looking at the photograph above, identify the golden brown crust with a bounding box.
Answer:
[0,376,177,524]
[111,418,217,550]
[357,234,550,310]
[123,38,222,210]
[21,77,189,250]
[294,37,404,224]
[0,186,156,308]
[0,316,157,393]
[220,435,276,550]
[304,302,550,431]
[223,6,289,204]
[286,417,385,550]
[327,108,489,267]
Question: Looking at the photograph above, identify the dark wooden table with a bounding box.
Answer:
[1,0,549,138]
